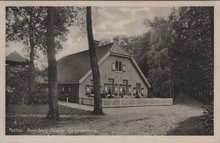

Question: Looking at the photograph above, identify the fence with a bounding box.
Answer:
[79,97,173,108]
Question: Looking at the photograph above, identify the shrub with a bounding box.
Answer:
[200,102,214,135]
[32,92,48,104]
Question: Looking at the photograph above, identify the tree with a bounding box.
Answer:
[46,7,59,120]
[169,7,214,103]
[6,7,85,104]
[6,7,44,104]
[86,7,104,115]
[117,17,174,98]
[144,17,173,98]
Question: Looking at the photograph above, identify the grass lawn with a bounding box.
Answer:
[6,104,91,115]
[6,104,94,135]
[167,116,212,135]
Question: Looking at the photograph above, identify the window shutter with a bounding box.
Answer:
[119,62,122,71]
[122,64,126,72]
[115,61,118,71]
[112,62,116,71]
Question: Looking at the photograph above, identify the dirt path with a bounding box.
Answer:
[6,104,204,135]
[51,105,203,135]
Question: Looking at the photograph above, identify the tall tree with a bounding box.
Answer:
[144,17,173,98]
[119,17,173,98]
[46,7,59,120]
[6,7,85,104]
[86,7,104,115]
[169,7,214,103]
[6,7,44,104]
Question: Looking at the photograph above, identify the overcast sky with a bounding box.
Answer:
[6,6,172,69]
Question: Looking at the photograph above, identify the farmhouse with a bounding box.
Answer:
[57,40,173,107]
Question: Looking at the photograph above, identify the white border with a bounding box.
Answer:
[0,1,219,143]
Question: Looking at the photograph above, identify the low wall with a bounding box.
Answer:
[79,97,173,107]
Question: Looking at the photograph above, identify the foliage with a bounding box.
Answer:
[145,17,173,98]
[117,7,213,101]
[6,65,49,105]
[98,38,112,46]
[6,6,85,53]
[6,65,29,105]
[167,116,209,135]
[6,6,86,105]
[200,102,214,135]
[118,17,174,98]
[168,7,214,102]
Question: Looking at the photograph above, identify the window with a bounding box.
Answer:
[113,61,125,72]
[136,83,141,94]
[105,78,114,94]
[123,80,128,85]
[108,78,114,84]
[121,80,128,94]
[62,86,70,93]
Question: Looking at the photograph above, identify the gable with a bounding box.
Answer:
[79,53,151,88]
[57,42,151,88]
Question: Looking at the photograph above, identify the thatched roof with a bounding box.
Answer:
[57,42,151,88]
[57,43,113,84]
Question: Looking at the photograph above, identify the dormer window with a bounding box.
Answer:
[112,61,125,72]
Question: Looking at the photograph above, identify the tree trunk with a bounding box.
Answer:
[46,7,59,120]
[28,9,35,104]
[86,7,104,115]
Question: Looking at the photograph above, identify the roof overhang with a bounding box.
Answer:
[131,57,151,88]
[79,52,110,84]
[78,51,151,88]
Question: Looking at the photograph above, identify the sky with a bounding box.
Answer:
[6,6,172,70]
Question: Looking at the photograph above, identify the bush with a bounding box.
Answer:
[6,91,48,105]
[32,92,48,104]
[200,102,214,135]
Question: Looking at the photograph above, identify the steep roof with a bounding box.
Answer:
[6,51,28,65]
[109,42,131,57]
[57,43,113,84]
[57,42,151,88]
